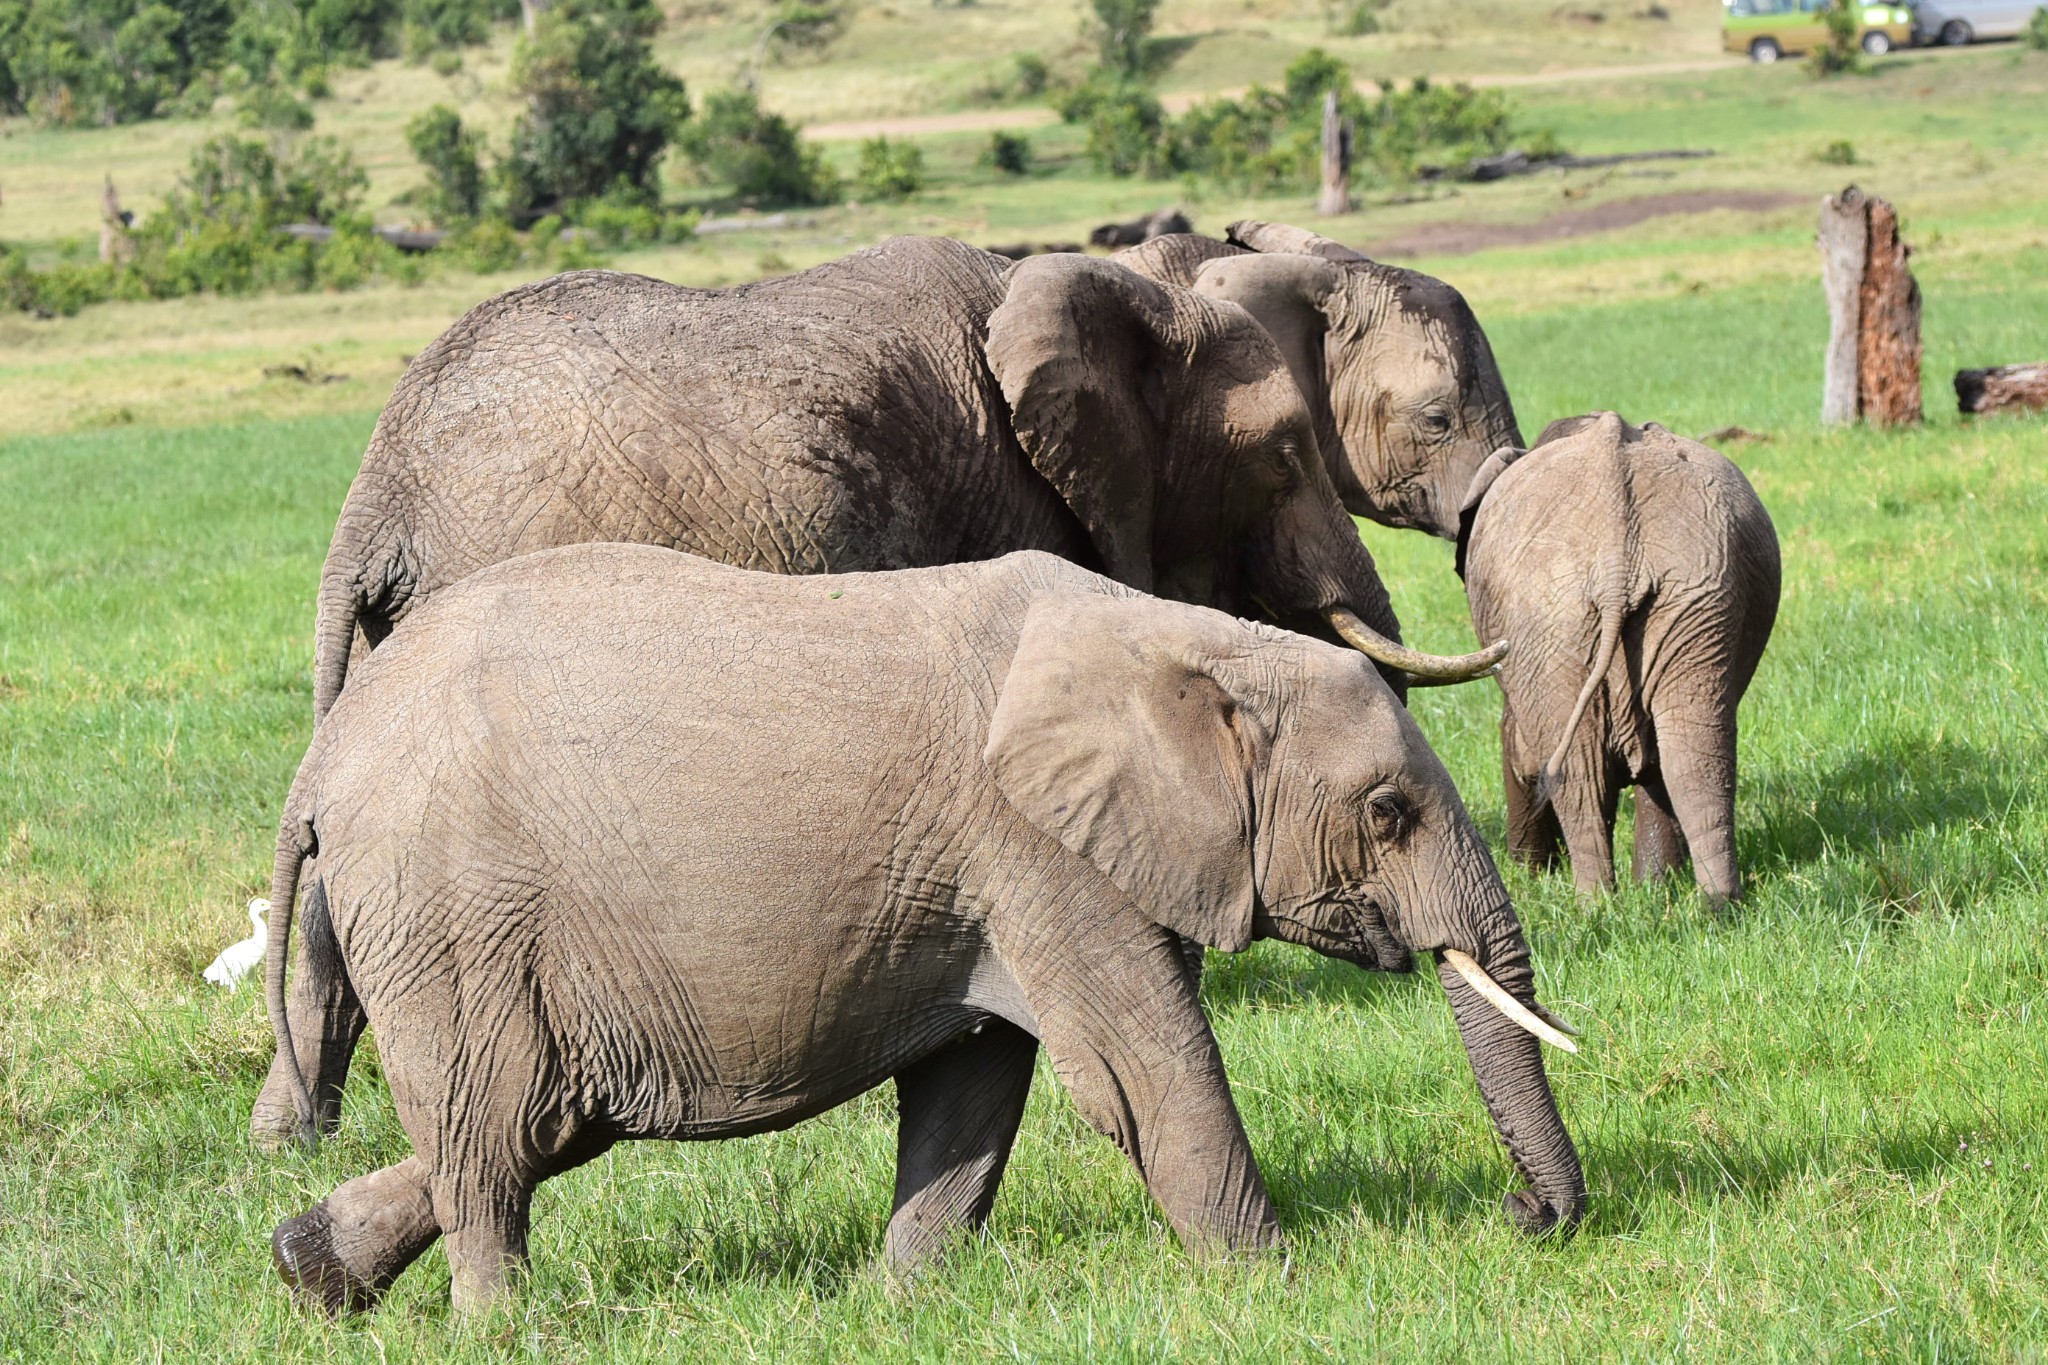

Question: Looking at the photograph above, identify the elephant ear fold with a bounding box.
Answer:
[985,256,1173,593]
[985,592,1264,953]
[1455,445,1525,580]
[1191,253,1344,413]
[1225,219,1373,264]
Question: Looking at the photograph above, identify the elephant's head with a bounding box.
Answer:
[983,253,1504,686]
[987,591,1586,1233]
[1180,220,1523,542]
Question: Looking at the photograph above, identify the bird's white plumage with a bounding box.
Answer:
[203,899,269,991]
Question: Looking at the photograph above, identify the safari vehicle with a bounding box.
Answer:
[1722,0,1917,61]
[1913,0,2044,45]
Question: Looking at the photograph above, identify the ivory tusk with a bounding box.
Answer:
[1530,1001,1582,1038]
[1440,949,1579,1054]
[1324,607,1508,683]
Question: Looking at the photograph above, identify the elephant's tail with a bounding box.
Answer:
[1536,591,1624,810]
[265,804,319,1151]
[311,568,361,725]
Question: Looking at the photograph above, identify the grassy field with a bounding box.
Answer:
[4,11,2048,1360]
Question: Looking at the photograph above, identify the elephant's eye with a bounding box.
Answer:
[1418,410,1453,440]
[1365,790,1412,841]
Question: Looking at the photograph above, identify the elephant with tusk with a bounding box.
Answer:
[262,547,1584,1318]
[1460,412,1781,902]
[252,234,1509,1150]
[1116,220,1527,551]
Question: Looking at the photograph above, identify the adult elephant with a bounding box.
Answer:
[307,235,1500,725]
[1117,220,1525,543]
[255,235,1505,1149]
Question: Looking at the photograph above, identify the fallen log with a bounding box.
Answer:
[1089,207,1192,249]
[1425,147,1715,183]
[1955,364,2048,416]
[983,242,1085,260]
[280,223,447,253]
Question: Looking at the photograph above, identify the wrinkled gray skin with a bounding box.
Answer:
[311,235,1413,725]
[263,547,1584,1317]
[258,235,1466,1151]
[1118,220,1525,541]
[1463,413,1780,902]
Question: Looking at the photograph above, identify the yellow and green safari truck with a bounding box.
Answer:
[1723,0,1917,62]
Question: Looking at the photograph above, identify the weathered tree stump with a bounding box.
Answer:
[1818,185,1922,427]
[1318,90,1352,218]
[1955,364,2048,417]
[99,176,135,266]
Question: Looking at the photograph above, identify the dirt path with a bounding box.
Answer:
[802,56,1744,141]
[1355,189,1809,259]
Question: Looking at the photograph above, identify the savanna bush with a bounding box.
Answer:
[854,137,925,200]
[500,0,690,219]
[679,87,839,206]
[2026,6,2048,50]
[406,103,489,222]
[980,131,1033,176]
[1056,77,1169,177]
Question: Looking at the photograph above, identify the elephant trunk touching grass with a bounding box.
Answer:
[261,548,1582,1316]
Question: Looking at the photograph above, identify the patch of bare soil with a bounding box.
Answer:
[1357,190,1809,259]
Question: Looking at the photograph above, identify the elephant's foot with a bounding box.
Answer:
[274,1159,441,1316]
[249,1083,311,1154]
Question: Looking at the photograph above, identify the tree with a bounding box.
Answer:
[500,0,690,218]
[678,87,837,206]
[1089,0,1158,78]
[406,103,487,221]
[854,136,924,200]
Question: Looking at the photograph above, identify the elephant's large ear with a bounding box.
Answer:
[1190,253,1344,413]
[985,592,1264,952]
[985,256,1174,593]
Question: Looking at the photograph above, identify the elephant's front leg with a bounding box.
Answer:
[885,1018,1038,1277]
[996,899,1281,1256]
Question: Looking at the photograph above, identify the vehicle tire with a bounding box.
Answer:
[1861,30,1892,55]
[1749,37,1782,63]
[1939,19,1973,44]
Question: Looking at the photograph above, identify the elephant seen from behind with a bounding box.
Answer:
[263,547,1584,1317]
[1460,413,1781,902]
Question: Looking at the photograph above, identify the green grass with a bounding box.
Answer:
[3,252,2047,1359]
[5,14,2048,1358]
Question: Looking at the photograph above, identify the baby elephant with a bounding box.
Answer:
[1459,413,1780,902]
[263,547,1584,1316]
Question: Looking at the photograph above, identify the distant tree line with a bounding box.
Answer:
[0,0,520,126]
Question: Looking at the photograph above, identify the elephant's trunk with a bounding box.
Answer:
[1436,933,1586,1233]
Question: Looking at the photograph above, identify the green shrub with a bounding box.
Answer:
[1088,0,1158,78]
[572,190,697,246]
[1806,2,1862,77]
[1057,77,1168,177]
[1817,138,1858,166]
[1012,53,1050,96]
[501,0,691,219]
[312,224,396,290]
[854,136,925,200]
[979,131,1033,176]
[2026,6,2048,49]
[406,103,488,222]
[1326,0,1390,36]
[679,87,838,206]
[449,217,525,273]
[766,1,846,59]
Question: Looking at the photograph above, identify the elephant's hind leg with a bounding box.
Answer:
[885,1019,1038,1278]
[1501,710,1562,871]
[1631,775,1689,883]
[273,1156,440,1316]
[251,878,369,1151]
[1550,761,1620,894]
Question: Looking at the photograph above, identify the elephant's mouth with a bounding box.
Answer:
[1253,894,1414,973]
